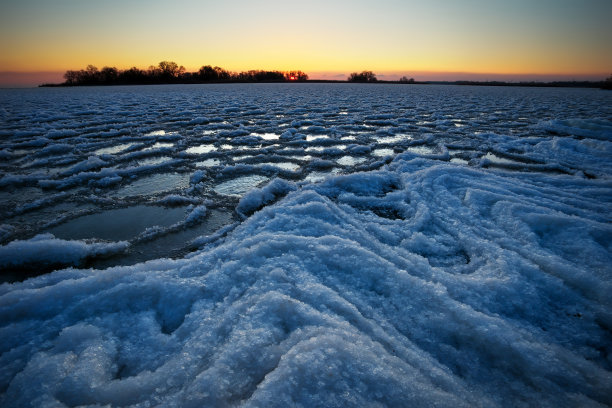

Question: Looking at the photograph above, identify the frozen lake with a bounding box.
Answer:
[0,84,611,406]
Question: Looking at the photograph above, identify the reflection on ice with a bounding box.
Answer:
[375,133,412,143]
[196,159,221,167]
[143,142,174,151]
[372,148,394,157]
[405,145,436,155]
[257,162,301,171]
[306,135,330,141]
[214,175,269,196]
[94,143,134,155]
[137,156,173,166]
[186,144,216,154]
[48,205,187,241]
[304,168,340,183]
[252,132,280,140]
[144,130,167,136]
[113,173,189,197]
[450,157,469,165]
[482,152,519,165]
[93,209,234,268]
[337,156,367,166]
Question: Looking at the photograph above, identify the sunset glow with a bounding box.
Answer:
[1,0,610,86]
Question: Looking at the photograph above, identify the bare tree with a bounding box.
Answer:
[348,71,377,82]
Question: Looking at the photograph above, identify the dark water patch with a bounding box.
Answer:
[91,209,233,269]
[47,205,188,242]
[113,173,189,197]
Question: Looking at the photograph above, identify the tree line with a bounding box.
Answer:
[62,61,309,85]
[347,71,415,83]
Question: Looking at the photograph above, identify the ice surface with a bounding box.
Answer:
[0,84,611,407]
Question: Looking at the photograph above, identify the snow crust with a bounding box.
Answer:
[0,234,128,269]
[0,84,611,407]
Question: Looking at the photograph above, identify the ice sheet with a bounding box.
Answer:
[0,84,611,407]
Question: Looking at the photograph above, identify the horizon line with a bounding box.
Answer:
[0,69,609,88]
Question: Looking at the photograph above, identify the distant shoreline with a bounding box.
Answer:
[38,62,611,89]
[40,79,611,89]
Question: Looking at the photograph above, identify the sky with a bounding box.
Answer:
[0,0,610,86]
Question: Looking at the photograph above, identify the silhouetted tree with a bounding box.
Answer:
[198,65,232,81]
[118,67,147,84]
[348,71,377,82]
[399,76,415,84]
[157,61,181,81]
[63,70,79,85]
[100,66,118,83]
[284,71,308,81]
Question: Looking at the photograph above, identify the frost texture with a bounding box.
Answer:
[0,84,611,407]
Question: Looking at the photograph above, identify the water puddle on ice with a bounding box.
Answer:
[144,130,167,136]
[305,146,327,152]
[257,162,301,171]
[405,145,436,155]
[186,144,216,154]
[196,158,221,167]
[372,148,395,157]
[138,157,173,166]
[232,155,255,162]
[92,209,234,268]
[45,164,76,175]
[306,135,330,142]
[304,169,340,183]
[482,152,519,165]
[450,157,469,165]
[214,175,269,196]
[337,156,367,166]
[375,133,412,144]
[94,143,134,155]
[287,155,312,162]
[47,205,187,242]
[252,132,279,140]
[143,142,174,151]
[113,173,190,197]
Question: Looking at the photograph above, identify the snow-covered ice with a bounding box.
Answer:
[0,84,611,407]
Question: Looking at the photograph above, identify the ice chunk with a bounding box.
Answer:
[236,178,297,216]
[0,233,128,269]
[185,205,207,225]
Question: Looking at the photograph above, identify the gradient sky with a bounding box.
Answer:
[1,0,610,85]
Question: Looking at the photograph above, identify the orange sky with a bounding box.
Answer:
[1,0,610,86]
